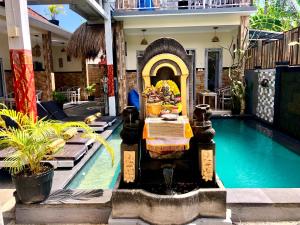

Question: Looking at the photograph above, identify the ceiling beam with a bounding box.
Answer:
[27,0,74,5]
[27,0,108,21]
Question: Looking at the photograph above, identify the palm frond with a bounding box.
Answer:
[0,105,114,175]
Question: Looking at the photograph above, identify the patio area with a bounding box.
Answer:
[1,0,300,224]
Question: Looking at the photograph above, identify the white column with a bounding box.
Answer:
[104,1,116,116]
[5,0,37,117]
[5,0,31,50]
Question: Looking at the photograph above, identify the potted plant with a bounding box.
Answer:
[86,83,96,101]
[0,105,113,204]
[45,5,65,26]
[53,91,67,109]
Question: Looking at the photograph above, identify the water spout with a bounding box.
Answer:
[162,165,174,195]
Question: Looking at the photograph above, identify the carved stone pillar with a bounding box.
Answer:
[192,104,216,184]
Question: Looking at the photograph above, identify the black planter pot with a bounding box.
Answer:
[49,19,59,26]
[12,163,54,204]
[88,96,95,101]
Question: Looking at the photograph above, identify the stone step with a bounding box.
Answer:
[108,209,232,225]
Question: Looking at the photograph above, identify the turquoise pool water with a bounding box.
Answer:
[66,125,122,189]
[67,119,300,189]
[214,119,300,188]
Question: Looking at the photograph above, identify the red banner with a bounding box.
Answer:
[107,64,115,97]
[9,49,37,118]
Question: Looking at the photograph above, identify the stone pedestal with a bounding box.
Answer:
[121,142,139,184]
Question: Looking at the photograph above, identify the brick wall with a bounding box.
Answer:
[195,69,205,93]
[4,71,13,94]
[126,71,138,92]
[222,68,231,87]
[54,71,86,99]
[5,70,53,101]
[88,64,106,99]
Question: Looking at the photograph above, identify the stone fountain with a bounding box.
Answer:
[109,105,229,225]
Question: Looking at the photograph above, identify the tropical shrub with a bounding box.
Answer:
[0,105,114,176]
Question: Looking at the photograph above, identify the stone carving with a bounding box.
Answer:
[123,151,135,183]
[192,104,215,143]
[120,106,140,145]
[201,149,213,182]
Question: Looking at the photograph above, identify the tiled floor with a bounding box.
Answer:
[3,221,300,225]
[237,223,300,225]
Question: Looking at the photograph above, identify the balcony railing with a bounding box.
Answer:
[115,0,252,11]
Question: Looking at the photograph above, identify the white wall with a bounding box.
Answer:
[125,29,238,70]
[52,46,82,72]
[0,33,81,72]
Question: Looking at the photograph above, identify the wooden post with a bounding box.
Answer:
[239,16,249,77]
[81,58,89,100]
[5,0,37,117]
[257,40,263,68]
[104,1,116,116]
[115,22,127,113]
[42,31,55,100]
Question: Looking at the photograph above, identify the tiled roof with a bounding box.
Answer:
[28,8,51,24]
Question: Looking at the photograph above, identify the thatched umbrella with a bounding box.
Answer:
[67,22,105,60]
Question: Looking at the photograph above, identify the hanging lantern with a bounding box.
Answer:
[32,34,41,57]
[32,44,41,57]
[141,29,148,45]
[211,27,220,43]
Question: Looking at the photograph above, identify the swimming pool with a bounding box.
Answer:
[214,118,300,188]
[67,118,300,189]
[66,125,122,189]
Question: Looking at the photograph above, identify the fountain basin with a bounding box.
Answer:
[111,178,226,225]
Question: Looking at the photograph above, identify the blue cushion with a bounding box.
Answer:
[128,89,140,111]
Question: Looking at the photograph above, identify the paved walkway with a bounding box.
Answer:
[3,222,300,225]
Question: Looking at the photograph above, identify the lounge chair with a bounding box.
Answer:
[96,116,117,126]
[0,143,89,169]
[50,144,87,161]
[38,101,108,132]
[66,133,95,148]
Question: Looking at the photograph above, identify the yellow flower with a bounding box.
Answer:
[155,80,180,95]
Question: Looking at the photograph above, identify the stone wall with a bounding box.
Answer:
[126,71,138,92]
[126,68,230,99]
[54,71,86,99]
[222,68,231,88]
[256,69,276,123]
[88,64,105,99]
[5,70,54,101]
[195,69,205,93]
[274,67,300,140]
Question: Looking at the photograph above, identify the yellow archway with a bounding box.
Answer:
[142,53,189,115]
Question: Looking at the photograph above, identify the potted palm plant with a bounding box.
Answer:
[0,105,113,204]
[86,83,96,101]
[53,91,67,109]
[46,5,65,26]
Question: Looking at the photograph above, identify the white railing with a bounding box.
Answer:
[115,0,252,11]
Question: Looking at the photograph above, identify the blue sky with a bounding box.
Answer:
[29,4,86,32]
